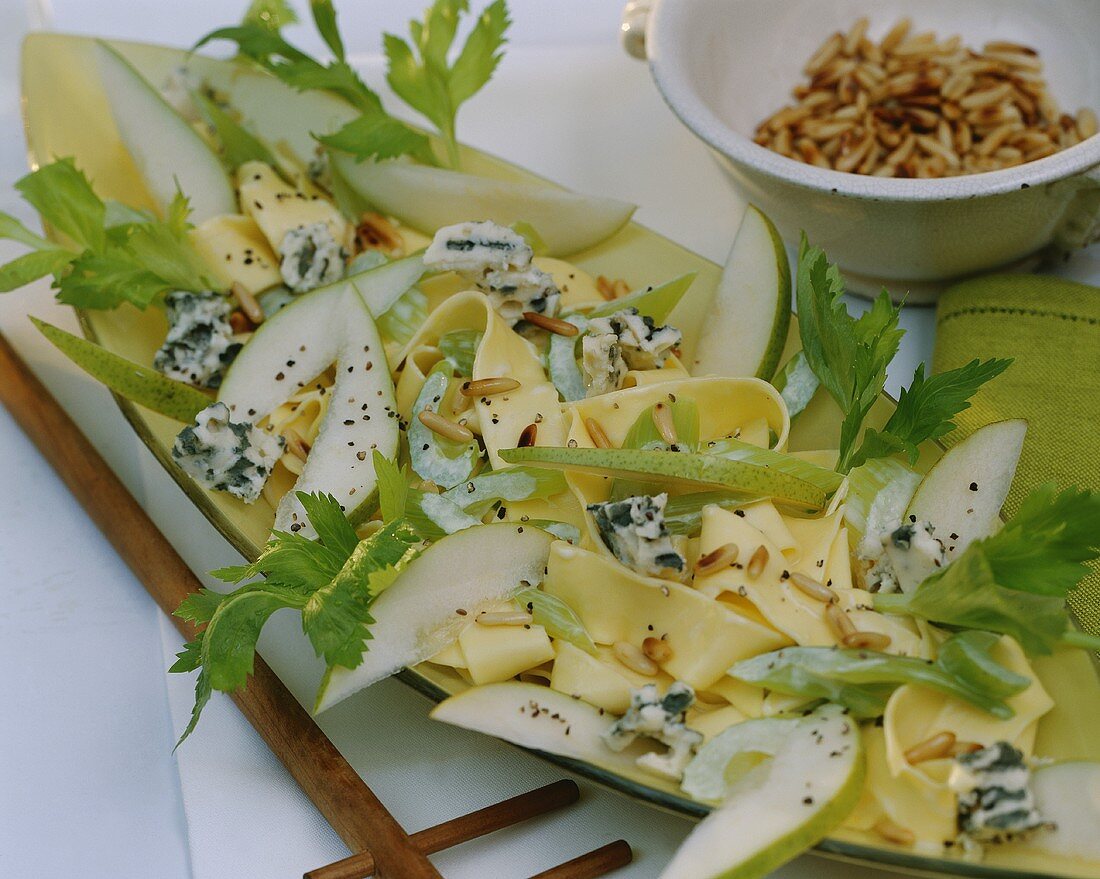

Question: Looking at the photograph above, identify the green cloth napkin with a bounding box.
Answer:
[934,273,1100,635]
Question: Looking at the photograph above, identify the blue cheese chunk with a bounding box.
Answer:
[154,291,241,389]
[172,402,285,503]
[861,519,946,594]
[949,742,1047,843]
[587,308,681,372]
[279,222,347,293]
[602,682,703,780]
[424,220,532,274]
[587,493,686,579]
[424,221,561,326]
[481,265,561,325]
[581,332,628,397]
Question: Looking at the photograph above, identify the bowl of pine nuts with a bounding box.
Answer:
[631,0,1100,301]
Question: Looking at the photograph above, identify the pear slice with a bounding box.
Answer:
[692,206,791,382]
[1023,761,1100,861]
[500,446,826,511]
[430,680,642,773]
[349,252,427,317]
[330,152,635,257]
[32,317,211,422]
[662,706,863,879]
[217,264,418,532]
[315,523,555,712]
[906,419,1026,555]
[95,42,235,223]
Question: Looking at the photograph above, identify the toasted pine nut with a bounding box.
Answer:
[228,309,255,335]
[959,83,1014,110]
[642,637,673,663]
[805,32,844,76]
[522,311,579,336]
[746,545,769,578]
[874,818,915,847]
[880,18,912,54]
[230,281,264,325]
[843,17,869,57]
[789,571,837,603]
[841,630,892,650]
[905,731,957,764]
[613,641,659,676]
[517,423,537,448]
[476,610,533,626]
[584,417,613,449]
[284,427,310,461]
[695,542,740,577]
[825,603,857,640]
[418,410,474,443]
[460,376,521,397]
[951,740,984,757]
[652,402,678,446]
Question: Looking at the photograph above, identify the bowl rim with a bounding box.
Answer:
[646,0,1100,203]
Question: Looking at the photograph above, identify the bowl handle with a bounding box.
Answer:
[620,1,651,60]
[1052,163,1100,252]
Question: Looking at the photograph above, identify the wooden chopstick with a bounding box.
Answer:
[306,780,580,879]
[0,332,441,879]
[528,841,633,878]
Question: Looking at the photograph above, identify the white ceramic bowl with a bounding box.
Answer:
[630,0,1100,301]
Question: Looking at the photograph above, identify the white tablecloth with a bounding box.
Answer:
[2,1,1045,876]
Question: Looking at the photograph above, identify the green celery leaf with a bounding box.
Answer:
[447,0,510,105]
[14,158,106,252]
[191,88,277,169]
[297,491,360,560]
[175,589,227,625]
[0,249,75,292]
[374,450,411,523]
[242,0,298,30]
[56,252,171,309]
[310,0,345,60]
[0,210,70,251]
[875,484,1100,654]
[302,520,420,668]
[847,359,1012,469]
[318,114,437,165]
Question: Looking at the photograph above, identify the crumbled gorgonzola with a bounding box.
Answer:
[172,402,285,503]
[860,519,946,594]
[587,493,686,579]
[587,308,681,372]
[153,291,241,389]
[424,220,532,274]
[602,682,703,780]
[581,331,628,397]
[423,221,561,326]
[949,741,1047,842]
[280,222,347,293]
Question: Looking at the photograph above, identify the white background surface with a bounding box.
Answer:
[3,0,1072,877]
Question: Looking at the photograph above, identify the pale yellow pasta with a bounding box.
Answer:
[736,416,770,448]
[259,381,332,508]
[622,356,691,390]
[427,640,468,669]
[549,641,675,715]
[401,291,567,469]
[706,675,813,719]
[395,345,442,420]
[537,257,602,310]
[686,704,750,742]
[741,501,798,558]
[544,541,789,691]
[782,509,843,575]
[457,602,556,685]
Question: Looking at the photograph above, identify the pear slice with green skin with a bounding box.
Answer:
[218,273,403,535]
[32,317,211,421]
[499,446,826,512]
[586,272,697,323]
[662,706,864,879]
[905,419,1026,556]
[348,252,427,318]
[430,681,641,773]
[95,42,236,223]
[329,151,636,257]
[693,205,791,382]
[315,523,556,712]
